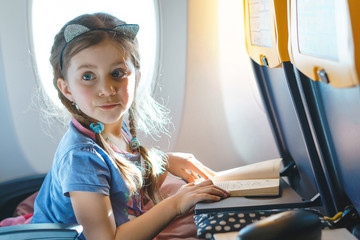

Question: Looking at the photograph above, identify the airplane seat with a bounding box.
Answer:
[0,174,45,221]
[0,223,82,240]
[192,1,350,238]
[206,0,360,238]
[0,174,83,239]
[244,0,334,215]
[287,0,360,234]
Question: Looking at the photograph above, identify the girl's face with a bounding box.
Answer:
[58,39,137,125]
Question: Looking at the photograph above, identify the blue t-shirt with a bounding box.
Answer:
[31,121,143,239]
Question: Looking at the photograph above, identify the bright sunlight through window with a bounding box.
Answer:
[31,0,158,107]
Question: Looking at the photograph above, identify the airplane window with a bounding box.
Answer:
[31,0,158,106]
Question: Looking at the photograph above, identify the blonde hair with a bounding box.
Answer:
[50,13,170,203]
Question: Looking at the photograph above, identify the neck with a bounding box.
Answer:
[102,119,132,153]
[102,117,124,137]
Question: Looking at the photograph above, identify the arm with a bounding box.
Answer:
[70,180,229,240]
[165,152,216,183]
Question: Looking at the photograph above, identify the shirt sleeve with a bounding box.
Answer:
[58,146,111,197]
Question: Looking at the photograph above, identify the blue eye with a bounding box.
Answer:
[82,72,95,81]
[112,69,125,78]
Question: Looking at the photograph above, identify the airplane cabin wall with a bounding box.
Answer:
[0,0,279,183]
[0,0,65,183]
[168,0,279,170]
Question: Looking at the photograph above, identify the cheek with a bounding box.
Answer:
[73,87,94,106]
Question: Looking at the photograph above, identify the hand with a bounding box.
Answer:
[166,152,216,183]
[169,179,230,215]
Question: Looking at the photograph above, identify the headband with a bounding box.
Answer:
[59,23,139,70]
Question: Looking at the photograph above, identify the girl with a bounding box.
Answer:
[31,13,229,239]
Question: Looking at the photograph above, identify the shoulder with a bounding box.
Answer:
[53,139,112,196]
[51,122,129,195]
[53,123,113,177]
[63,122,97,147]
[56,122,104,159]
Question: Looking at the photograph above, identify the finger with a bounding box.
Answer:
[186,161,212,180]
[182,169,196,183]
[199,185,230,198]
[183,182,195,187]
[194,180,230,197]
[195,193,222,203]
[211,185,231,197]
[195,179,213,185]
[190,169,201,180]
[189,187,229,204]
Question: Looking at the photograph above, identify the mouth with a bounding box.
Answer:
[98,103,120,110]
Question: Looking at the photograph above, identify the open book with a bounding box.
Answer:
[210,158,282,197]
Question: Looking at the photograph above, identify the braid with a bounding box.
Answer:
[128,102,164,204]
[71,102,165,203]
[72,110,143,196]
[128,102,137,138]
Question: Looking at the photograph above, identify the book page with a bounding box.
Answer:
[211,158,282,182]
[214,179,279,192]
[213,179,279,196]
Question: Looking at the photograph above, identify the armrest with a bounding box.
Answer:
[0,174,46,220]
[0,223,83,240]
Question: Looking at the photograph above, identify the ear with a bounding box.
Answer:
[57,78,74,102]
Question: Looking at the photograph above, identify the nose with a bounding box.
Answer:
[99,79,117,97]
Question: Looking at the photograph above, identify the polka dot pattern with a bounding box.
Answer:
[194,208,332,239]
[194,210,281,239]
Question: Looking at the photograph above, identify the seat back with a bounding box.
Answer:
[288,0,360,216]
[244,0,336,215]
